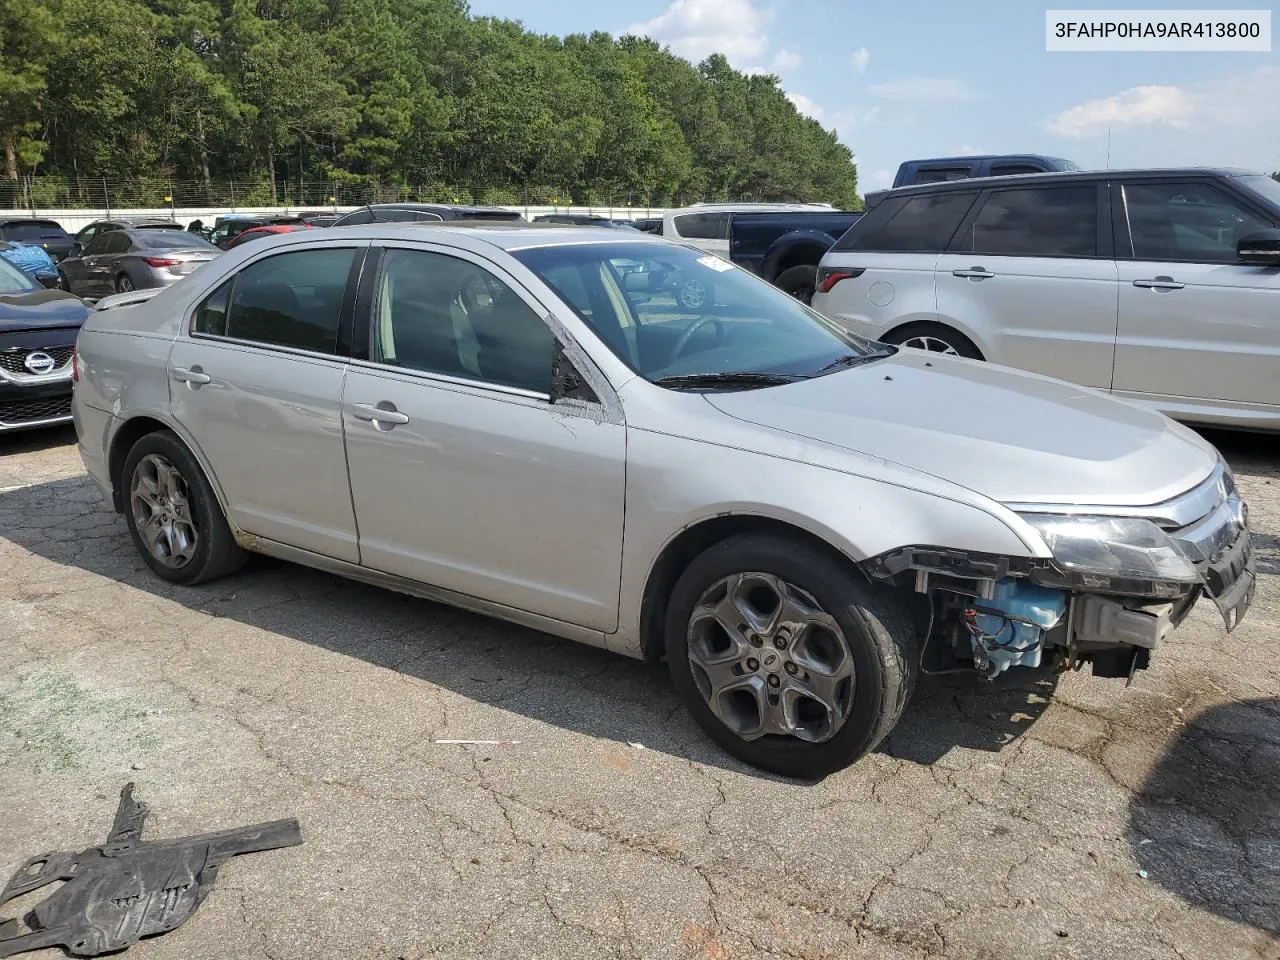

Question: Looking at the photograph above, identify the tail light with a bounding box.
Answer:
[143,257,182,268]
[815,266,866,295]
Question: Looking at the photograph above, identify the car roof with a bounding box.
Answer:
[668,202,833,214]
[907,154,1075,165]
[358,202,517,214]
[0,217,68,228]
[95,216,181,226]
[881,166,1265,197]
[276,220,668,252]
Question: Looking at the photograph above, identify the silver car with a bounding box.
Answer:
[59,228,220,297]
[71,224,1256,777]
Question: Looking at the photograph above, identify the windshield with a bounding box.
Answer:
[0,256,39,293]
[3,221,68,243]
[512,241,889,386]
[1235,174,1280,211]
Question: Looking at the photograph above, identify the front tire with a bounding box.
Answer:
[121,431,247,585]
[665,534,918,779]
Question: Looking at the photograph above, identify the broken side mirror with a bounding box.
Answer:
[1237,228,1280,266]
[550,340,599,404]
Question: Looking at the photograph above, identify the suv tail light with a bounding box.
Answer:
[143,257,181,268]
[815,266,865,295]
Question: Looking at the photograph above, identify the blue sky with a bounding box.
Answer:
[465,0,1279,191]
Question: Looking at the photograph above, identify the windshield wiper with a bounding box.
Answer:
[652,371,799,391]
[813,350,893,377]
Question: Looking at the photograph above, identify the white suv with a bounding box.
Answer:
[811,169,1280,431]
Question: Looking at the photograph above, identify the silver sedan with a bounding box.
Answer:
[71,224,1255,777]
[59,228,219,297]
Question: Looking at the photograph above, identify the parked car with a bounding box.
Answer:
[224,223,312,249]
[58,228,221,297]
[209,215,307,249]
[0,240,61,289]
[533,214,639,230]
[298,213,342,228]
[660,203,863,305]
[72,224,1254,777]
[0,256,91,432]
[330,203,524,227]
[0,218,77,262]
[73,217,184,254]
[813,166,1280,432]
[631,218,662,234]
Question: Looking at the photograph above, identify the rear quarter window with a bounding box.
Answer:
[834,192,978,253]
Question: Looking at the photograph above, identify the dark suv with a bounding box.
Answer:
[812,167,1280,431]
[0,218,77,262]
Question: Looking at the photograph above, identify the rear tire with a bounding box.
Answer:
[115,274,135,294]
[121,431,247,586]
[883,322,982,360]
[775,265,817,305]
[665,534,918,779]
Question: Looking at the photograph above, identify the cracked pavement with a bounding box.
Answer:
[1,424,1277,960]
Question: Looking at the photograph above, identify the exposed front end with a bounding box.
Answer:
[865,460,1254,680]
[0,336,78,433]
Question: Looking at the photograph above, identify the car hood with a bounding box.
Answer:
[0,289,91,331]
[703,352,1218,507]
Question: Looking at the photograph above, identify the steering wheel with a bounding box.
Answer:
[669,316,726,364]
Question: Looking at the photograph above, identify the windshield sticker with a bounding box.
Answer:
[696,256,735,272]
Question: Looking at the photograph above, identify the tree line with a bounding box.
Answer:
[1,0,860,208]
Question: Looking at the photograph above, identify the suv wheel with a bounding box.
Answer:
[121,431,247,585]
[883,322,982,360]
[665,534,918,779]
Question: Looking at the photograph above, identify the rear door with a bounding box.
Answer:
[1112,177,1280,415]
[167,243,367,560]
[934,181,1118,388]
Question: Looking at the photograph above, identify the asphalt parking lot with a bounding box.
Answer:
[1,425,1277,960]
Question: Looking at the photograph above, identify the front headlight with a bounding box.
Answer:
[1019,514,1199,598]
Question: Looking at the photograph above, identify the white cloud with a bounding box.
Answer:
[786,92,825,122]
[832,105,879,137]
[868,76,973,101]
[742,66,769,76]
[850,47,869,75]
[1047,84,1192,138]
[956,144,985,156]
[772,48,802,72]
[627,0,768,65]
[865,168,895,190]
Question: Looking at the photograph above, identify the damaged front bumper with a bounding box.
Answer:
[865,463,1255,680]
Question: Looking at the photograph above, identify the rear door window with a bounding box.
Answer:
[849,192,979,252]
[912,166,972,184]
[958,185,1099,258]
[672,213,728,240]
[221,248,358,354]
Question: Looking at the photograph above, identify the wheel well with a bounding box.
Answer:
[771,243,827,281]
[882,320,984,359]
[107,417,170,512]
[639,515,859,663]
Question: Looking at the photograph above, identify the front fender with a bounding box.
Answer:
[612,427,1041,658]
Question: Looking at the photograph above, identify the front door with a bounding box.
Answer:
[935,182,1118,389]
[167,243,367,561]
[1112,179,1280,413]
[341,245,627,632]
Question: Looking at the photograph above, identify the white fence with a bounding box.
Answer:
[34,204,673,234]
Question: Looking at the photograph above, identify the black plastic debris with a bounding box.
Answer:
[0,783,302,957]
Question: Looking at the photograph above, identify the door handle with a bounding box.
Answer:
[952,267,995,279]
[171,366,211,385]
[352,402,410,427]
[1133,276,1185,290]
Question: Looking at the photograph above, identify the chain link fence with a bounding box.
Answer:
[0,176,766,216]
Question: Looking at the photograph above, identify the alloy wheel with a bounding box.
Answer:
[130,454,199,568]
[686,572,855,743]
[678,279,707,310]
[899,335,959,355]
